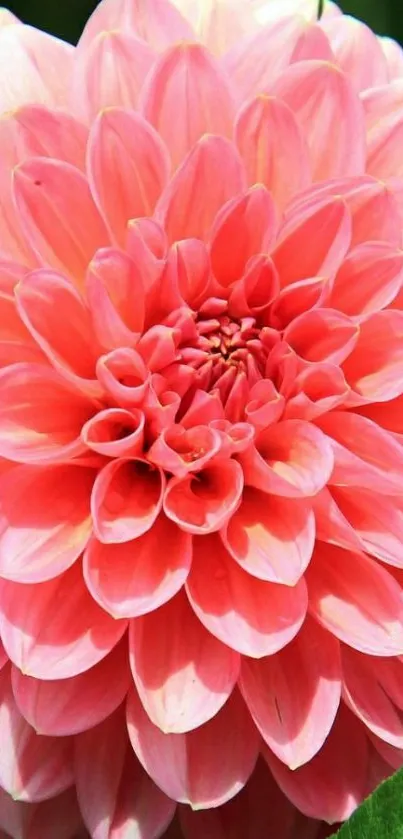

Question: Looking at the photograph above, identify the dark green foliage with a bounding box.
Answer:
[330,769,403,839]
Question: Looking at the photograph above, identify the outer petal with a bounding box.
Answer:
[11,639,130,737]
[84,513,191,618]
[284,308,358,366]
[0,562,128,679]
[0,464,93,583]
[330,486,403,569]
[240,617,341,769]
[341,646,403,748]
[79,0,194,52]
[0,24,73,112]
[13,159,109,288]
[0,788,84,839]
[235,94,311,211]
[272,197,351,288]
[326,242,403,319]
[127,686,259,808]
[155,135,246,243]
[75,710,176,839]
[75,31,156,121]
[91,459,165,544]
[342,310,403,402]
[0,666,74,803]
[223,487,315,585]
[88,108,170,246]
[141,42,234,168]
[86,247,147,350]
[273,60,366,181]
[306,542,403,656]
[2,105,88,171]
[129,590,239,733]
[186,534,307,657]
[0,363,96,464]
[320,16,388,92]
[264,704,368,823]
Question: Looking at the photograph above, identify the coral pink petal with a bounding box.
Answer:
[0,363,96,464]
[0,278,45,368]
[84,513,191,618]
[0,562,128,679]
[320,16,388,92]
[210,186,277,288]
[264,705,368,823]
[163,458,243,534]
[0,665,74,803]
[341,646,403,748]
[12,639,130,737]
[86,248,146,350]
[342,310,403,401]
[241,420,334,498]
[0,463,93,583]
[129,589,239,733]
[76,708,176,839]
[88,108,170,246]
[284,308,358,365]
[155,134,246,243]
[13,159,109,287]
[91,458,165,543]
[127,686,259,808]
[223,487,315,585]
[306,542,403,655]
[82,408,144,458]
[75,31,156,121]
[330,486,403,568]
[0,787,84,839]
[141,42,234,169]
[240,616,341,768]
[235,94,311,211]
[0,24,73,111]
[186,534,308,657]
[311,487,365,554]
[4,105,88,171]
[79,0,194,52]
[273,60,366,180]
[15,270,101,381]
[272,197,351,288]
[327,241,403,319]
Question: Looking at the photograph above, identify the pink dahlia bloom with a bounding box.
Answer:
[0,0,403,835]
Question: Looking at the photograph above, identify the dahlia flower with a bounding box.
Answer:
[0,0,402,836]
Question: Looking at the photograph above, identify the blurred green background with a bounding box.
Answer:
[5,0,403,45]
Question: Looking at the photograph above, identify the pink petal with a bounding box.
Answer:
[127,686,259,807]
[326,241,403,319]
[0,273,45,368]
[380,37,403,79]
[86,248,146,350]
[0,665,74,802]
[0,788,83,839]
[342,309,403,402]
[11,639,130,737]
[223,487,315,585]
[209,186,277,288]
[91,459,165,544]
[284,308,358,365]
[88,108,170,246]
[13,159,109,287]
[186,534,307,657]
[15,270,101,382]
[0,24,73,111]
[155,135,246,243]
[320,16,388,92]
[311,487,364,554]
[163,458,243,534]
[284,363,349,422]
[82,408,145,458]
[75,31,156,121]
[84,513,191,618]
[0,363,96,464]
[273,60,366,180]
[272,197,351,288]
[0,463,93,583]
[317,411,403,494]
[3,105,88,171]
[341,646,403,747]
[148,424,221,476]
[306,542,403,655]
[79,0,194,52]
[141,42,234,168]
[235,94,311,211]
[240,617,341,768]
[0,562,128,679]
[129,590,239,733]
[330,486,403,569]
[76,709,176,839]
[264,704,368,822]
[240,420,334,498]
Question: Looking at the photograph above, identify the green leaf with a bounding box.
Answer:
[330,769,403,839]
